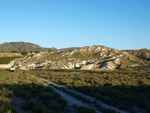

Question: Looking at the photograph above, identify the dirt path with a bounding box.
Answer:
[42,78,128,113]
[45,83,101,113]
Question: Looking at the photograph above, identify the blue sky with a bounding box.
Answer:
[0,0,150,50]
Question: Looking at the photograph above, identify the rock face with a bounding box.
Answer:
[100,61,117,70]
[81,64,97,70]
[23,46,146,70]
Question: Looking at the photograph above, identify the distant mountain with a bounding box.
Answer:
[59,45,105,50]
[60,47,83,50]
[0,42,56,52]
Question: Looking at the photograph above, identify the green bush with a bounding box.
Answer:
[77,106,96,113]
[39,92,54,104]
[23,100,36,111]
[47,100,60,112]
[43,109,55,113]
[34,101,44,113]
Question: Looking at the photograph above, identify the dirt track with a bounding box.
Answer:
[42,78,128,113]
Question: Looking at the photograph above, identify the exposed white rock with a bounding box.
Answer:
[0,61,15,68]
[75,63,80,68]
[114,58,121,65]
[130,64,139,67]
[67,62,74,69]
[81,64,95,70]
[100,62,116,70]
[5,45,145,71]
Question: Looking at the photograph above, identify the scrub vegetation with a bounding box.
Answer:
[32,69,150,112]
[1,68,150,113]
[0,69,68,113]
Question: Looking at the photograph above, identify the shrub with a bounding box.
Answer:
[23,100,36,112]
[47,100,60,112]
[39,92,54,104]
[147,103,150,113]
[43,109,55,113]
[34,101,44,113]
[77,106,96,113]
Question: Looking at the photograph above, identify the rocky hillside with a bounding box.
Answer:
[124,48,150,61]
[24,46,148,70]
[0,42,56,52]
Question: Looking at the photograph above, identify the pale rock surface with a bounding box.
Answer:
[0,61,15,68]
[100,62,117,70]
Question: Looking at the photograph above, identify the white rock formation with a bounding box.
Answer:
[0,61,15,68]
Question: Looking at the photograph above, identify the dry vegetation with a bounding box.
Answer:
[31,69,150,113]
[0,69,97,113]
[0,69,68,113]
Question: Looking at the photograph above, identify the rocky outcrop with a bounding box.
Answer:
[21,46,146,70]
[81,64,98,70]
[0,46,148,70]
[100,61,117,70]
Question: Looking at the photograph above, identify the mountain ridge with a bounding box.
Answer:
[0,42,56,52]
[25,45,149,70]
[0,42,149,70]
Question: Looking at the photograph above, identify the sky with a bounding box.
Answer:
[0,0,150,50]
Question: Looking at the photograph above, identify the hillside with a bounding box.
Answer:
[0,43,149,70]
[124,48,150,61]
[0,42,55,52]
[25,46,149,70]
